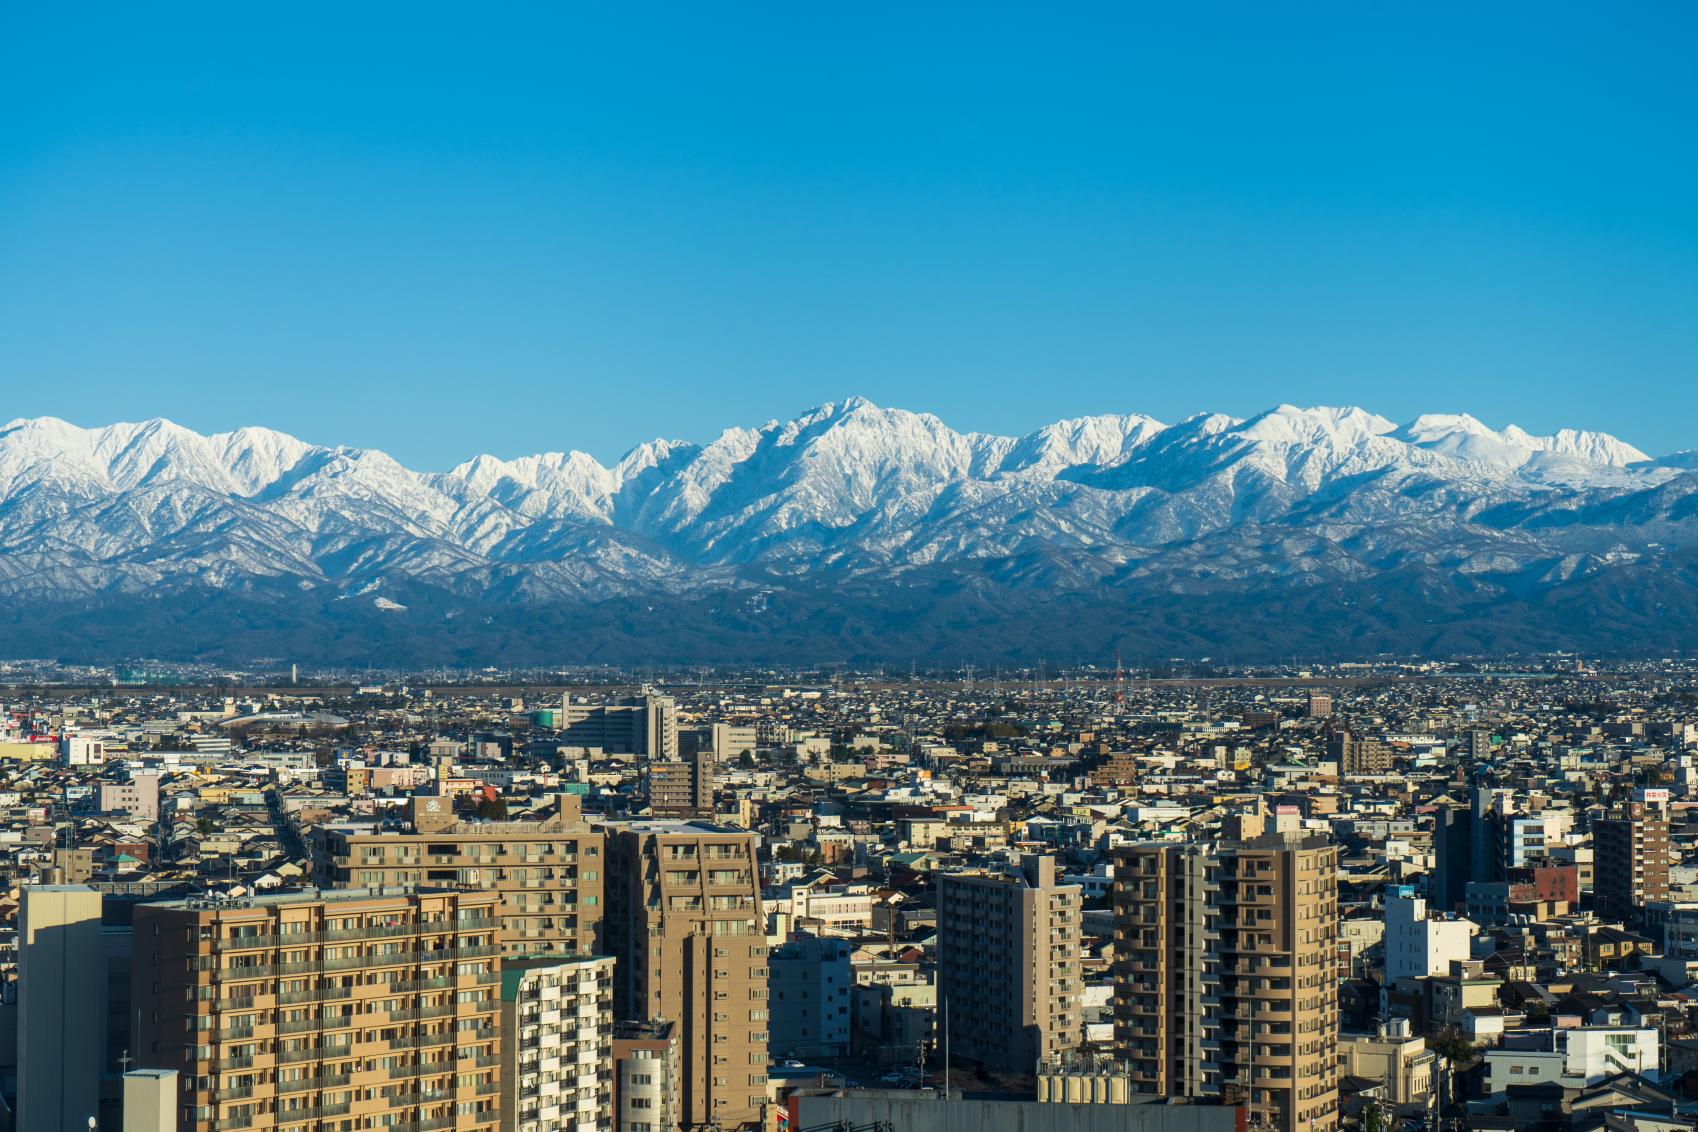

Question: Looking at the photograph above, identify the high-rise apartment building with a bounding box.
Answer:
[131,889,504,1132]
[499,955,616,1132]
[1327,730,1393,776]
[311,793,605,956]
[604,820,768,1130]
[937,855,1082,1073]
[1112,833,1340,1132]
[648,748,714,818]
[18,885,107,1132]
[1594,789,1671,921]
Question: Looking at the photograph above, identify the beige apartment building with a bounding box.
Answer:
[604,820,768,1131]
[1113,832,1340,1132]
[311,793,606,956]
[937,854,1082,1073]
[131,888,504,1132]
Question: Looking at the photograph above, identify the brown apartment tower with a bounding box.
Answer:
[1113,832,1340,1132]
[647,748,714,818]
[604,820,768,1131]
[131,888,504,1132]
[311,793,605,957]
[1594,790,1671,921]
[936,854,1083,1073]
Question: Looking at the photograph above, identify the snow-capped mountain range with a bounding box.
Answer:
[3,399,1696,662]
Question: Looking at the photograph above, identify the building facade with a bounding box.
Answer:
[604,820,769,1130]
[131,888,504,1132]
[1594,792,1670,921]
[937,855,1082,1073]
[499,955,615,1132]
[1112,833,1340,1132]
[768,933,853,1060]
[311,793,606,956]
[648,748,713,818]
[18,885,107,1132]
[612,1020,680,1132]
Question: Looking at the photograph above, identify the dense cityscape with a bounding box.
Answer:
[2,657,1696,1132]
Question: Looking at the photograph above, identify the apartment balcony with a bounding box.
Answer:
[276,1071,353,1094]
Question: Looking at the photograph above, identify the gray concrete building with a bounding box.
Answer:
[937,854,1082,1073]
[18,885,106,1132]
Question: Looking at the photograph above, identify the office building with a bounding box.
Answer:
[311,792,605,955]
[604,820,768,1130]
[18,885,107,1132]
[612,1020,680,1132]
[60,733,105,766]
[648,747,713,818]
[711,724,759,762]
[500,955,616,1132]
[1432,785,1548,913]
[1112,833,1340,1132]
[1305,692,1332,719]
[130,888,504,1132]
[1594,790,1671,921]
[557,695,678,757]
[937,854,1082,1073]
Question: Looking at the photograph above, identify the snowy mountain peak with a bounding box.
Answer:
[0,401,1684,640]
[1395,413,1648,468]
[1233,404,1396,447]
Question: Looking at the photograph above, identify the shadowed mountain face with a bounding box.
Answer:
[2,401,1695,664]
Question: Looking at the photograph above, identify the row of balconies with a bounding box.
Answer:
[212,919,498,950]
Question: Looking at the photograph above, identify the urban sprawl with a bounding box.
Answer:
[3,658,1696,1132]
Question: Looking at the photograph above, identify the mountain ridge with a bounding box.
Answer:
[1,401,1693,663]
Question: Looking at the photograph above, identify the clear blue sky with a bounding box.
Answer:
[3,3,1696,466]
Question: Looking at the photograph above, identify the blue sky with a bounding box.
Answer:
[3,3,1696,466]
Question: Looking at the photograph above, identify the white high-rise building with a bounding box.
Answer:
[500,955,616,1132]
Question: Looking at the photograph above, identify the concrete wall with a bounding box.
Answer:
[795,1094,1242,1132]
[18,886,106,1132]
[123,1069,178,1132]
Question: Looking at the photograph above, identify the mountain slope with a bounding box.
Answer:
[0,402,1692,663]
